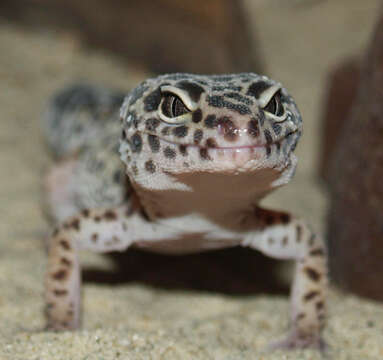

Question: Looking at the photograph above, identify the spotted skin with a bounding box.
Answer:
[44,73,327,351]
[44,84,129,222]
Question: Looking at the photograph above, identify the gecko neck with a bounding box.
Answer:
[130,156,296,230]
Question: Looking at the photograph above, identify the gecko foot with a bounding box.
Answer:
[267,330,327,352]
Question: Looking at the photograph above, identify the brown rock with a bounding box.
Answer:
[0,0,261,74]
[319,58,360,182]
[327,6,383,301]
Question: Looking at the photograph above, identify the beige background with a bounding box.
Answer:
[1,0,383,358]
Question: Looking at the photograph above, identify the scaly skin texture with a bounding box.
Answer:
[44,74,328,351]
[44,84,129,222]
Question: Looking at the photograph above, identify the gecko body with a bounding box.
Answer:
[44,74,327,351]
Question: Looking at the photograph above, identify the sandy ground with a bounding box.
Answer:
[1,0,383,358]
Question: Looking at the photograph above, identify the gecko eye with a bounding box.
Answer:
[263,90,284,117]
[161,93,189,117]
[158,92,191,124]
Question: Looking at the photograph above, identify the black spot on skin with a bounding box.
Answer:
[179,144,188,156]
[304,291,319,302]
[207,95,251,115]
[247,119,259,137]
[132,114,139,129]
[246,81,270,99]
[304,267,321,282]
[316,301,324,311]
[59,239,71,250]
[280,213,290,224]
[104,210,117,221]
[276,141,281,153]
[145,160,156,173]
[144,88,161,112]
[199,148,210,160]
[81,209,90,218]
[176,81,204,102]
[53,289,68,297]
[272,123,282,136]
[161,126,171,136]
[52,269,68,281]
[130,133,143,153]
[68,218,80,231]
[172,125,188,138]
[53,289,68,296]
[264,130,273,144]
[164,147,176,159]
[224,92,254,105]
[297,313,306,321]
[206,138,217,148]
[207,95,225,108]
[148,135,160,153]
[264,214,274,225]
[310,248,325,256]
[145,118,161,131]
[194,129,203,144]
[204,114,217,128]
[192,109,203,123]
[60,257,72,267]
[121,130,127,140]
[217,116,238,142]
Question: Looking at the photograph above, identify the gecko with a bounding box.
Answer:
[43,74,328,351]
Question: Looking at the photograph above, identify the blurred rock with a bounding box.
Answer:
[319,58,360,182]
[327,7,383,301]
[0,0,261,74]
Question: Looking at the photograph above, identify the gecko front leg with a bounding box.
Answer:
[45,204,134,330]
[44,201,188,330]
[242,207,328,350]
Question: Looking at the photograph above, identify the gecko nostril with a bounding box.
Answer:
[217,116,238,142]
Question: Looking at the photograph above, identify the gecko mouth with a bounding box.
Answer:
[139,130,298,168]
[142,130,298,152]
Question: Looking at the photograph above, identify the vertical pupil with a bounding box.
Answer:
[171,97,178,116]
[161,94,188,118]
[172,97,187,117]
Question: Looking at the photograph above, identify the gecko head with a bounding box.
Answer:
[119,73,302,190]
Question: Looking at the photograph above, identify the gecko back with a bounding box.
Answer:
[43,84,130,223]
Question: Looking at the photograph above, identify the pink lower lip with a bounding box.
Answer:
[207,143,267,150]
[143,132,268,149]
[142,131,296,150]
